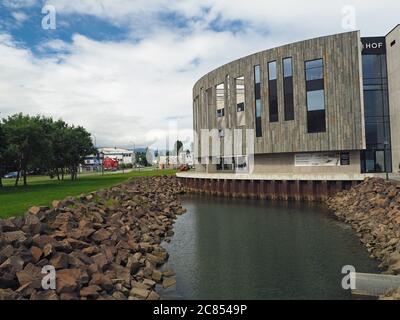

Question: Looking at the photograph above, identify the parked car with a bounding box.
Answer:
[3,171,18,179]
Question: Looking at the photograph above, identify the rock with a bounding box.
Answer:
[0,176,186,300]
[0,245,15,264]
[131,281,150,290]
[162,268,175,277]
[147,291,160,300]
[92,253,108,271]
[23,214,42,234]
[162,277,176,289]
[0,256,25,272]
[0,220,17,232]
[30,290,59,300]
[80,285,101,299]
[30,246,43,263]
[2,231,27,244]
[59,292,78,300]
[89,273,113,292]
[0,288,18,300]
[56,269,81,294]
[43,244,53,257]
[112,291,126,300]
[49,252,69,269]
[91,229,111,242]
[16,263,42,288]
[152,270,163,282]
[129,287,150,300]
[28,206,49,216]
[52,200,61,209]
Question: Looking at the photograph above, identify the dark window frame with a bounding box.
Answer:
[268,60,278,123]
[254,65,262,137]
[283,57,294,121]
[305,58,326,133]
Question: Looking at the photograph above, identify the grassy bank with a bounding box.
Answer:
[0,169,176,218]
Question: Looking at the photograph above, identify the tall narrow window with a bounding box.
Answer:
[254,65,262,137]
[268,61,278,122]
[216,83,225,118]
[305,59,325,133]
[235,76,245,127]
[283,57,294,121]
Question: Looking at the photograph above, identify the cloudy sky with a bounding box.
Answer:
[0,0,399,149]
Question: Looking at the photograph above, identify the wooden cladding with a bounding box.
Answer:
[193,31,365,155]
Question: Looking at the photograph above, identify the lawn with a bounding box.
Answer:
[0,169,176,219]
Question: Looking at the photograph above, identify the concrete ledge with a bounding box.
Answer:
[176,171,386,181]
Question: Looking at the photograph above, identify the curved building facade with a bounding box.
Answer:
[191,26,400,178]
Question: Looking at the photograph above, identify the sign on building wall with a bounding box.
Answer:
[295,153,340,167]
[361,37,386,55]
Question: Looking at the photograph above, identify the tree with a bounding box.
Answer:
[62,125,96,180]
[0,122,6,187]
[2,114,52,186]
[173,140,183,157]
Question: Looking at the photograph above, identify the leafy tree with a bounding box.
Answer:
[0,122,6,187]
[0,114,95,185]
[2,114,51,186]
[63,125,96,180]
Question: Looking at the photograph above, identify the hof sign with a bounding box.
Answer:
[361,37,386,55]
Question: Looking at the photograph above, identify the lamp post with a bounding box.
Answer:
[384,141,390,181]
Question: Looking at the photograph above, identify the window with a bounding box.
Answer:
[216,83,225,118]
[268,61,278,122]
[254,65,262,137]
[361,52,392,173]
[306,90,325,111]
[236,76,245,126]
[216,108,225,118]
[305,59,324,80]
[283,57,294,121]
[305,59,326,133]
[236,76,245,112]
[283,57,293,77]
[218,129,225,138]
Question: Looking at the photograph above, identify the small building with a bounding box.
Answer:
[98,147,134,165]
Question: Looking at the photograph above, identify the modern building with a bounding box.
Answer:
[190,26,400,178]
[177,25,400,200]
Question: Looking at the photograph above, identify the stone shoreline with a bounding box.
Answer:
[0,175,186,300]
[326,177,400,299]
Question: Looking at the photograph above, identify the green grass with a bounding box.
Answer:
[0,169,176,219]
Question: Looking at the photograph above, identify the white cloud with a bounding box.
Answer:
[11,11,29,24]
[1,0,400,149]
[0,28,268,148]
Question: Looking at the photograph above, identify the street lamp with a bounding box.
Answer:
[384,141,390,181]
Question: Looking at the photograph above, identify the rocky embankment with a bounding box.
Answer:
[327,177,400,274]
[0,176,186,300]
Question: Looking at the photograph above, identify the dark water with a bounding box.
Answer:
[160,195,379,300]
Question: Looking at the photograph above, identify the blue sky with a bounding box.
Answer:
[0,0,399,148]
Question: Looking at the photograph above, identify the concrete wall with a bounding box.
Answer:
[386,25,400,173]
[254,151,361,175]
[193,31,365,159]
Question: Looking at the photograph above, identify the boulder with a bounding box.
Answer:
[30,246,43,263]
[162,277,176,289]
[56,269,81,294]
[2,231,27,244]
[129,287,150,300]
[80,285,101,299]
[91,229,111,242]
